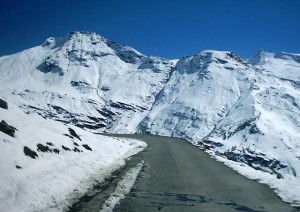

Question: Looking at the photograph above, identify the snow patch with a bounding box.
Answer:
[100,161,144,212]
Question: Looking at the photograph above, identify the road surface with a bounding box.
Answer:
[72,134,296,212]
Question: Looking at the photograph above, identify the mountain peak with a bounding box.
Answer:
[66,31,106,44]
[249,50,300,65]
[39,31,147,76]
[248,49,267,65]
[176,50,248,74]
[274,52,300,63]
[195,50,245,63]
[68,31,101,36]
[41,31,103,49]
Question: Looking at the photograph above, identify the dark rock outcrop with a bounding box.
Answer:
[46,142,54,146]
[62,145,71,151]
[68,128,81,140]
[0,99,8,109]
[37,143,51,152]
[53,148,60,154]
[82,144,92,151]
[0,120,16,137]
[73,147,81,152]
[24,146,38,159]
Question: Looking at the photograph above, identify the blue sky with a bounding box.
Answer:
[1,0,299,59]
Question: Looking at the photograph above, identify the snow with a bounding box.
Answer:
[249,49,300,81]
[100,161,144,212]
[0,100,147,211]
[139,50,254,139]
[214,155,300,207]
[0,31,300,207]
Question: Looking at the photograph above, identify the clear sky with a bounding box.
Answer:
[1,0,300,59]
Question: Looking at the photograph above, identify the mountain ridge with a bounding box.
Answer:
[1,31,300,206]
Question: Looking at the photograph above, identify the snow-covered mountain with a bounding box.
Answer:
[0,31,174,132]
[1,32,300,206]
[139,50,300,203]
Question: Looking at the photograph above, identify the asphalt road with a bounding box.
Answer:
[111,134,296,212]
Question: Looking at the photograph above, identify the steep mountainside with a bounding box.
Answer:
[138,50,255,140]
[203,50,300,177]
[0,32,300,205]
[139,49,300,182]
[0,32,174,132]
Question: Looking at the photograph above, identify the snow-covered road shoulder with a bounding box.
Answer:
[100,161,144,212]
[213,154,300,207]
[0,99,147,212]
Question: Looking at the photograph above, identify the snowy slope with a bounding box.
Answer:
[0,99,146,211]
[138,50,255,140]
[0,32,174,133]
[201,51,300,206]
[0,32,300,206]
[138,50,300,206]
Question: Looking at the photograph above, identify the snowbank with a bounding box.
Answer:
[213,154,300,207]
[101,161,144,212]
[0,100,147,211]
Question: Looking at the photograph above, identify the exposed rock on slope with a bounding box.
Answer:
[0,120,16,137]
[0,98,8,109]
